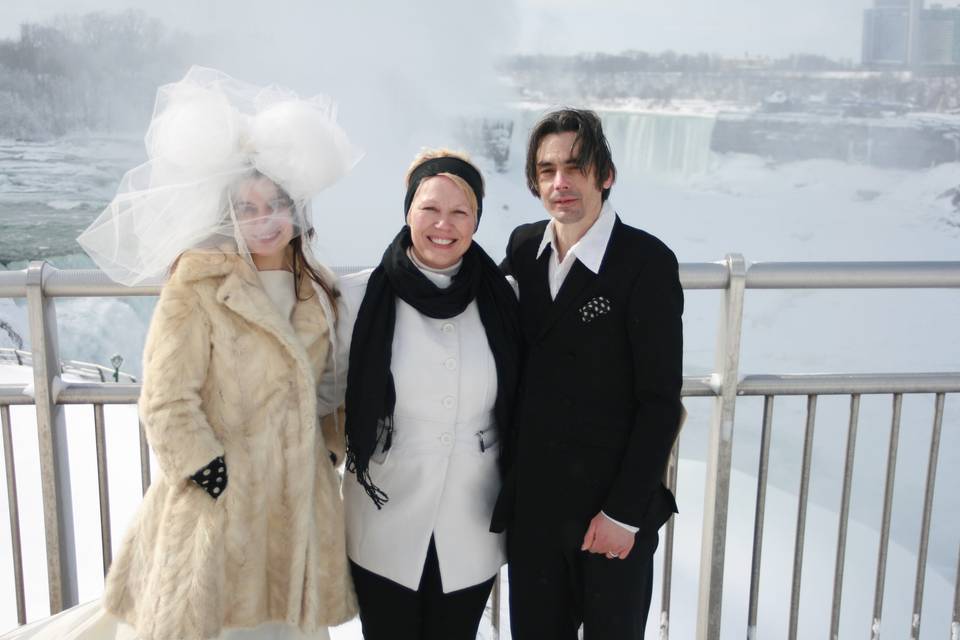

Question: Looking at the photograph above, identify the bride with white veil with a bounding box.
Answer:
[2,66,362,640]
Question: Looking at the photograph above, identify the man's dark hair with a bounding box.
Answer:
[525,108,616,202]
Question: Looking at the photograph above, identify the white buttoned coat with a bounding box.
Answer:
[336,268,506,592]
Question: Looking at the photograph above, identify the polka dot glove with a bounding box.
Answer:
[190,456,227,499]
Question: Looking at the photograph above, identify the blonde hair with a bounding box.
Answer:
[405,148,483,216]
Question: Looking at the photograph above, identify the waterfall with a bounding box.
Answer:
[482,108,717,179]
[599,111,717,177]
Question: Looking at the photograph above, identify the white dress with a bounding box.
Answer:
[0,271,331,640]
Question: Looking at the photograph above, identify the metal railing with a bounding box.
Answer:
[1,258,959,639]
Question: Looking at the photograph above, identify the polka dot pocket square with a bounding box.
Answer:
[578,296,612,323]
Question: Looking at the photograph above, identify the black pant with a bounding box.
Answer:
[350,537,497,640]
[508,521,659,640]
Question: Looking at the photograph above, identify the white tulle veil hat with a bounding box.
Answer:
[78,65,363,286]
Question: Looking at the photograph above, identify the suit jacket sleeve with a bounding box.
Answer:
[139,278,225,481]
[500,225,520,276]
[602,246,684,527]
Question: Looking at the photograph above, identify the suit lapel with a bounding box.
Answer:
[536,259,597,341]
[527,216,626,342]
[527,247,553,318]
[597,217,625,275]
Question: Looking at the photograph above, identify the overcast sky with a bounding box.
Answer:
[0,0,923,61]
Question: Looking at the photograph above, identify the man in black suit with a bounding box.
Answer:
[493,108,684,639]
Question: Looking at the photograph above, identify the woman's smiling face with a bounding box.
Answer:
[233,176,295,260]
[406,175,477,270]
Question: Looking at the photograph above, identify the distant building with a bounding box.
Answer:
[862,0,960,70]
[918,5,960,65]
[863,2,912,65]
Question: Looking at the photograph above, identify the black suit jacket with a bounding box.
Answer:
[492,215,683,535]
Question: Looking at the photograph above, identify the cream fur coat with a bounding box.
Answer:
[102,250,356,640]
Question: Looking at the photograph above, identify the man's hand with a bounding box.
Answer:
[580,512,635,560]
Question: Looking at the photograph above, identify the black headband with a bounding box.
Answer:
[403,157,484,223]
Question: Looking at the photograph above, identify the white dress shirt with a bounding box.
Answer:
[537,199,617,299]
[536,201,640,535]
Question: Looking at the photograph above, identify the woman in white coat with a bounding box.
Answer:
[338,150,521,640]
[1,67,361,640]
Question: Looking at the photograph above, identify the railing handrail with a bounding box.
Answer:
[738,372,960,395]
[745,261,960,288]
[2,260,960,298]
[4,372,959,406]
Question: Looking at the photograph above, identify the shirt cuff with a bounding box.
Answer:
[602,511,639,534]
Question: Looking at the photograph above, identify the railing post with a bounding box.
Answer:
[661,440,681,639]
[696,253,746,640]
[93,404,113,576]
[2,405,26,624]
[26,261,78,613]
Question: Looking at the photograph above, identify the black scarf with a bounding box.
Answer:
[345,226,520,508]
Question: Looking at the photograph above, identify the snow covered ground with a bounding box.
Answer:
[1,128,958,637]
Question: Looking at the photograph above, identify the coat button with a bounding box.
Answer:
[442,396,455,409]
[441,322,455,334]
[440,432,453,445]
[444,357,457,370]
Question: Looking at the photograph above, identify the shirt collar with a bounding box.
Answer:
[536,200,617,274]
